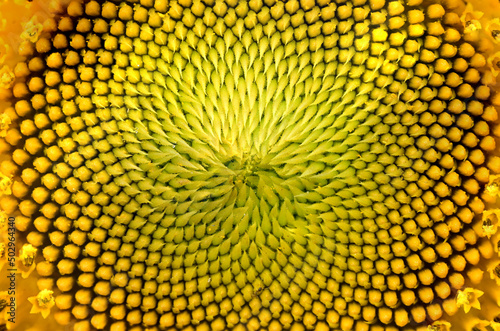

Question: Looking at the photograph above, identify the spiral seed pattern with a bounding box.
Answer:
[2,0,500,330]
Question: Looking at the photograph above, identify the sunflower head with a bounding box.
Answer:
[3,0,500,330]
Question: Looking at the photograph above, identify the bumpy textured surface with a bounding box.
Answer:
[3,0,500,330]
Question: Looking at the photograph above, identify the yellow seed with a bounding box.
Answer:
[411,306,427,323]
[444,28,461,43]
[370,11,386,25]
[408,24,425,37]
[426,303,443,321]
[470,53,486,68]
[372,28,388,42]
[408,10,424,24]
[67,0,84,16]
[427,4,445,19]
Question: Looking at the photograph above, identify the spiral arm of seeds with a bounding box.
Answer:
[2,0,500,330]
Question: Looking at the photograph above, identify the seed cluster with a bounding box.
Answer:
[2,0,500,330]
